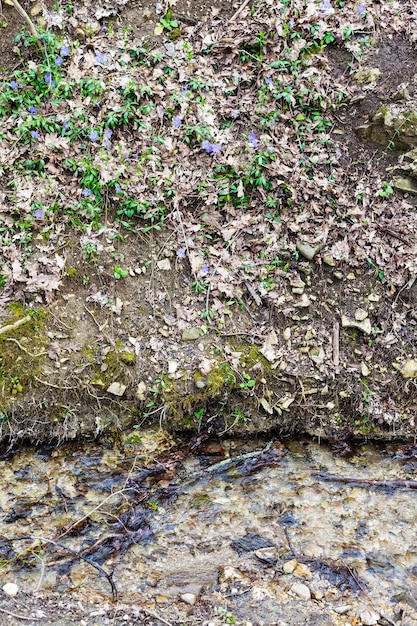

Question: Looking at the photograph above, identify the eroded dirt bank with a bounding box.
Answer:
[0,0,416,444]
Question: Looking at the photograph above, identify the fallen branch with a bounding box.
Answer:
[315,472,417,489]
[0,606,39,621]
[8,0,39,38]
[0,314,32,337]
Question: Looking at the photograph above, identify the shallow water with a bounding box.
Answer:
[1,434,417,624]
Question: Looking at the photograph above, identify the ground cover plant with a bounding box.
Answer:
[0,0,416,443]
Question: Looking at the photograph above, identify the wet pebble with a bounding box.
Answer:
[290,582,311,601]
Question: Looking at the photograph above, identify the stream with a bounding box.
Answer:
[1,432,417,625]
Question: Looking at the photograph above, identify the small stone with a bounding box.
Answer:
[368,293,380,302]
[296,241,324,261]
[294,294,310,308]
[360,610,380,625]
[157,258,171,271]
[136,381,147,401]
[283,559,297,574]
[354,67,381,84]
[180,593,197,605]
[347,273,356,280]
[341,315,372,335]
[334,605,352,615]
[283,327,291,341]
[3,583,19,597]
[323,254,336,266]
[398,359,417,379]
[361,363,371,376]
[290,582,311,601]
[355,308,368,321]
[294,563,313,580]
[194,377,208,389]
[168,360,178,374]
[182,327,201,341]
[106,382,126,396]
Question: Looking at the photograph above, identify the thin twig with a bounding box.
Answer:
[0,606,39,621]
[9,0,39,38]
[332,321,340,369]
[315,472,417,489]
[230,0,251,21]
[0,314,32,336]
[5,338,48,358]
[142,608,173,626]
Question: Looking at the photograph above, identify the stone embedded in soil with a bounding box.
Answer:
[296,241,324,261]
[106,382,126,396]
[398,359,417,379]
[182,327,201,341]
[290,582,311,601]
[360,610,380,625]
[341,314,372,335]
[180,592,197,605]
[157,258,171,270]
[3,582,19,597]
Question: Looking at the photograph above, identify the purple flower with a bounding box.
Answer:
[248,132,258,148]
[115,184,122,194]
[89,130,99,142]
[10,80,18,91]
[266,77,273,85]
[95,52,106,64]
[104,128,113,139]
[28,106,37,114]
[211,143,222,154]
[200,264,209,276]
[172,116,182,128]
[44,73,55,87]
[63,121,70,131]
[176,248,186,259]
[34,208,44,219]
[55,56,63,66]
[31,131,41,140]
[82,188,91,197]
[60,45,70,57]
[358,4,366,14]
[289,17,295,28]
[202,140,213,153]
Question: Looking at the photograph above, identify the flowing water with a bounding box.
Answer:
[1,432,417,625]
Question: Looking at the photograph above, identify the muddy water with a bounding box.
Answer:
[1,434,417,625]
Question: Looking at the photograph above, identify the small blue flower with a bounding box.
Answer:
[211,143,222,154]
[289,17,295,28]
[82,188,91,197]
[248,132,258,148]
[358,4,366,14]
[55,56,63,66]
[95,52,106,64]
[176,248,186,259]
[34,208,44,219]
[202,140,213,153]
[89,130,99,142]
[44,73,55,87]
[28,106,37,114]
[63,121,70,131]
[60,45,70,57]
[31,131,41,140]
[104,128,113,139]
[115,184,122,194]
[10,80,18,91]
[172,116,182,128]
[200,264,209,276]
[265,77,273,85]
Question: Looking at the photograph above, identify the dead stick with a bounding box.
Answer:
[230,0,251,21]
[0,607,40,621]
[315,472,417,489]
[0,314,32,336]
[9,0,39,38]
[332,321,339,368]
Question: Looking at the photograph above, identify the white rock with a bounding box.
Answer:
[360,610,380,625]
[398,359,417,379]
[180,592,197,605]
[106,382,126,396]
[3,582,19,597]
[290,582,311,601]
[135,381,147,401]
[157,258,171,271]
